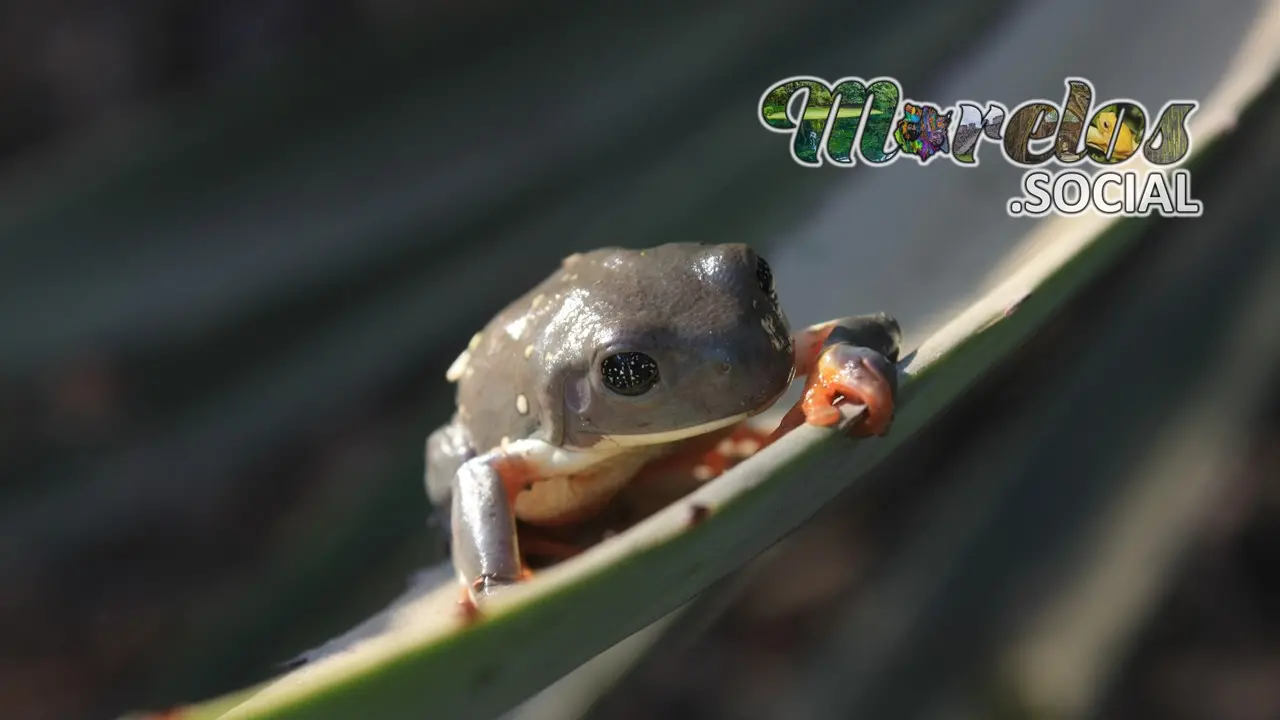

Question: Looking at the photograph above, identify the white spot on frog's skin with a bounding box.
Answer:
[445,350,470,382]
[737,439,761,456]
[500,436,511,450]
[505,314,530,341]
[468,332,483,351]
[531,293,545,309]
[516,394,529,415]
[524,345,535,359]
[716,438,736,457]
[693,465,715,481]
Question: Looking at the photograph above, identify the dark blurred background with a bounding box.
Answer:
[1,2,1277,719]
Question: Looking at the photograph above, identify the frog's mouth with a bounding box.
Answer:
[597,412,750,448]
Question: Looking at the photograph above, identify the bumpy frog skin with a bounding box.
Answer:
[425,243,901,603]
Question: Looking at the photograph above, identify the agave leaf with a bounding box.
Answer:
[142,135,1217,720]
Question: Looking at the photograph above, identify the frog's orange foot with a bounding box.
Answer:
[775,343,897,439]
[806,343,896,436]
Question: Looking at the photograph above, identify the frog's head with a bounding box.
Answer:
[545,242,795,450]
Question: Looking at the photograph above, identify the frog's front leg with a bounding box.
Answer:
[775,313,901,439]
[450,456,524,601]
[450,439,600,602]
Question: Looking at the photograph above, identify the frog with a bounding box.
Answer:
[425,242,901,605]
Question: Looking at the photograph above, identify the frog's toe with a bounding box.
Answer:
[467,569,532,603]
[800,343,897,437]
[457,586,482,621]
[470,573,507,598]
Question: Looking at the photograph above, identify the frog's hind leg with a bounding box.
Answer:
[506,424,776,555]
[629,422,774,490]
[518,527,588,563]
[778,314,901,439]
[689,423,775,479]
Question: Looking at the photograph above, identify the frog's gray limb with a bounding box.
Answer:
[452,455,524,596]
[448,437,616,596]
[820,313,902,363]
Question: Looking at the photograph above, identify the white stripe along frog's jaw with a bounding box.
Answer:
[590,412,751,449]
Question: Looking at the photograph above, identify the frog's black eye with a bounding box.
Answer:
[600,352,660,396]
[756,256,777,302]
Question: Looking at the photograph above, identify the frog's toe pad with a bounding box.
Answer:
[801,343,897,437]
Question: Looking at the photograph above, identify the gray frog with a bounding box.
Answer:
[425,243,901,604]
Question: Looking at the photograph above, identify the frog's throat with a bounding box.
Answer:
[595,412,749,448]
